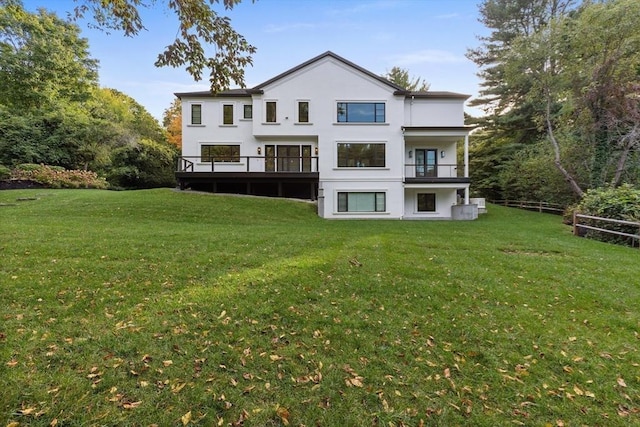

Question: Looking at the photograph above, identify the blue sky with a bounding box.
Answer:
[23,0,487,121]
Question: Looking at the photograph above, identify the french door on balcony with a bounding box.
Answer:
[265,145,312,172]
[415,149,437,177]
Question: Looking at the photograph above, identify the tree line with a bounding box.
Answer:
[0,1,184,189]
[467,0,640,207]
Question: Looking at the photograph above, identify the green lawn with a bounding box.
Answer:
[1,189,638,426]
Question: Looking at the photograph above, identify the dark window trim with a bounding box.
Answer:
[417,193,436,212]
[201,144,241,163]
[222,104,234,125]
[337,192,386,213]
[337,102,385,123]
[337,143,386,168]
[191,104,202,125]
[266,101,277,123]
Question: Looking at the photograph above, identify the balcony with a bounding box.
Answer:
[175,155,319,199]
[403,162,470,184]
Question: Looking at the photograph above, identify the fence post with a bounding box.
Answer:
[573,211,578,236]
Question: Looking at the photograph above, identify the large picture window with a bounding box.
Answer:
[337,192,386,212]
[223,104,234,125]
[201,145,240,162]
[191,104,202,125]
[337,143,385,167]
[337,102,385,123]
[417,193,436,212]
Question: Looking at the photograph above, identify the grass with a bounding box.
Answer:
[1,189,639,426]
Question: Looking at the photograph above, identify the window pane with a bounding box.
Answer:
[417,193,436,212]
[243,104,252,119]
[337,143,385,167]
[191,104,202,125]
[266,102,277,122]
[298,101,309,123]
[337,192,348,212]
[336,102,385,123]
[337,192,385,212]
[223,104,233,124]
[201,145,240,162]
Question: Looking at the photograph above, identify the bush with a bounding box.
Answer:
[11,164,108,189]
[571,184,640,246]
[107,139,178,189]
[0,164,10,180]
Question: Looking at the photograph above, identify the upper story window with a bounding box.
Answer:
[298,101,309,123]
[266,101,277,123]
[337,143,385,168]
[191,104,202,125]
[243,104,253,119]
[337,102,385,123]
[201,144,240,163]
[223,104,234,125]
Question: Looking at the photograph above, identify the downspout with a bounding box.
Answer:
[464,134,470,204]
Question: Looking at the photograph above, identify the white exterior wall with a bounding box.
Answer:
[403,187,458,219]
[181,97,257,172]
[404,99,465,127]
[252,57,406,219]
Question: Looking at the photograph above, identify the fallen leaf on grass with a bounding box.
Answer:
[122,401,142,409]
[276,406,290,425]
[617,377,627,388]
[181,410,192,425]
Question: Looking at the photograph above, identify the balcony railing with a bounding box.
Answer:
[177,156,320,173]
[404,163,467,179]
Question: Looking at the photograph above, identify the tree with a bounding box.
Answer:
[0,0,99,112]
[72,0,256,93]
[500,0,640,197]
[383,67,429,91]
[466,0,578,160]
[163,98,182,149]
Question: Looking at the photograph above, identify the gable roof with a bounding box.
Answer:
[174,52,469,100]
[253,51,405,92]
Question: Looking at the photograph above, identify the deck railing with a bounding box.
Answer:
[177,156,319,173]
[403,163,466,179]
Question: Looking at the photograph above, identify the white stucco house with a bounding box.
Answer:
[176,51,476,220]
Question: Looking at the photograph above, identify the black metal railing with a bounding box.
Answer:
[404,163,466,179]
[177,156,319,173]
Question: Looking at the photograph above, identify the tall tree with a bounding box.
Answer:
[0,0,99,112]
[72,0,256,93]
[467,0,577,136]
[383,67,430,91]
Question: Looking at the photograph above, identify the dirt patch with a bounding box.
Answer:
[0,180,45,190]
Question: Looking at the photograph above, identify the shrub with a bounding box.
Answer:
[107,139,178,189]
[11,164,108,189]
[572,184,640,246]
[0,164,10,180]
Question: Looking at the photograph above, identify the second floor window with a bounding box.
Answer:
[191,104,202,125]
[243,104,253,119]
[337,102,385,123]
[298,101,309,123]
[337,143,385,167]
[223,104,233,125]
[266,101,277,123]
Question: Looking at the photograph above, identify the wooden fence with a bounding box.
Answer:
[573,212,640,248]
[490,200,565,215]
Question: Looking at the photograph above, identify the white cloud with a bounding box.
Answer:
[387,50,466,66]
